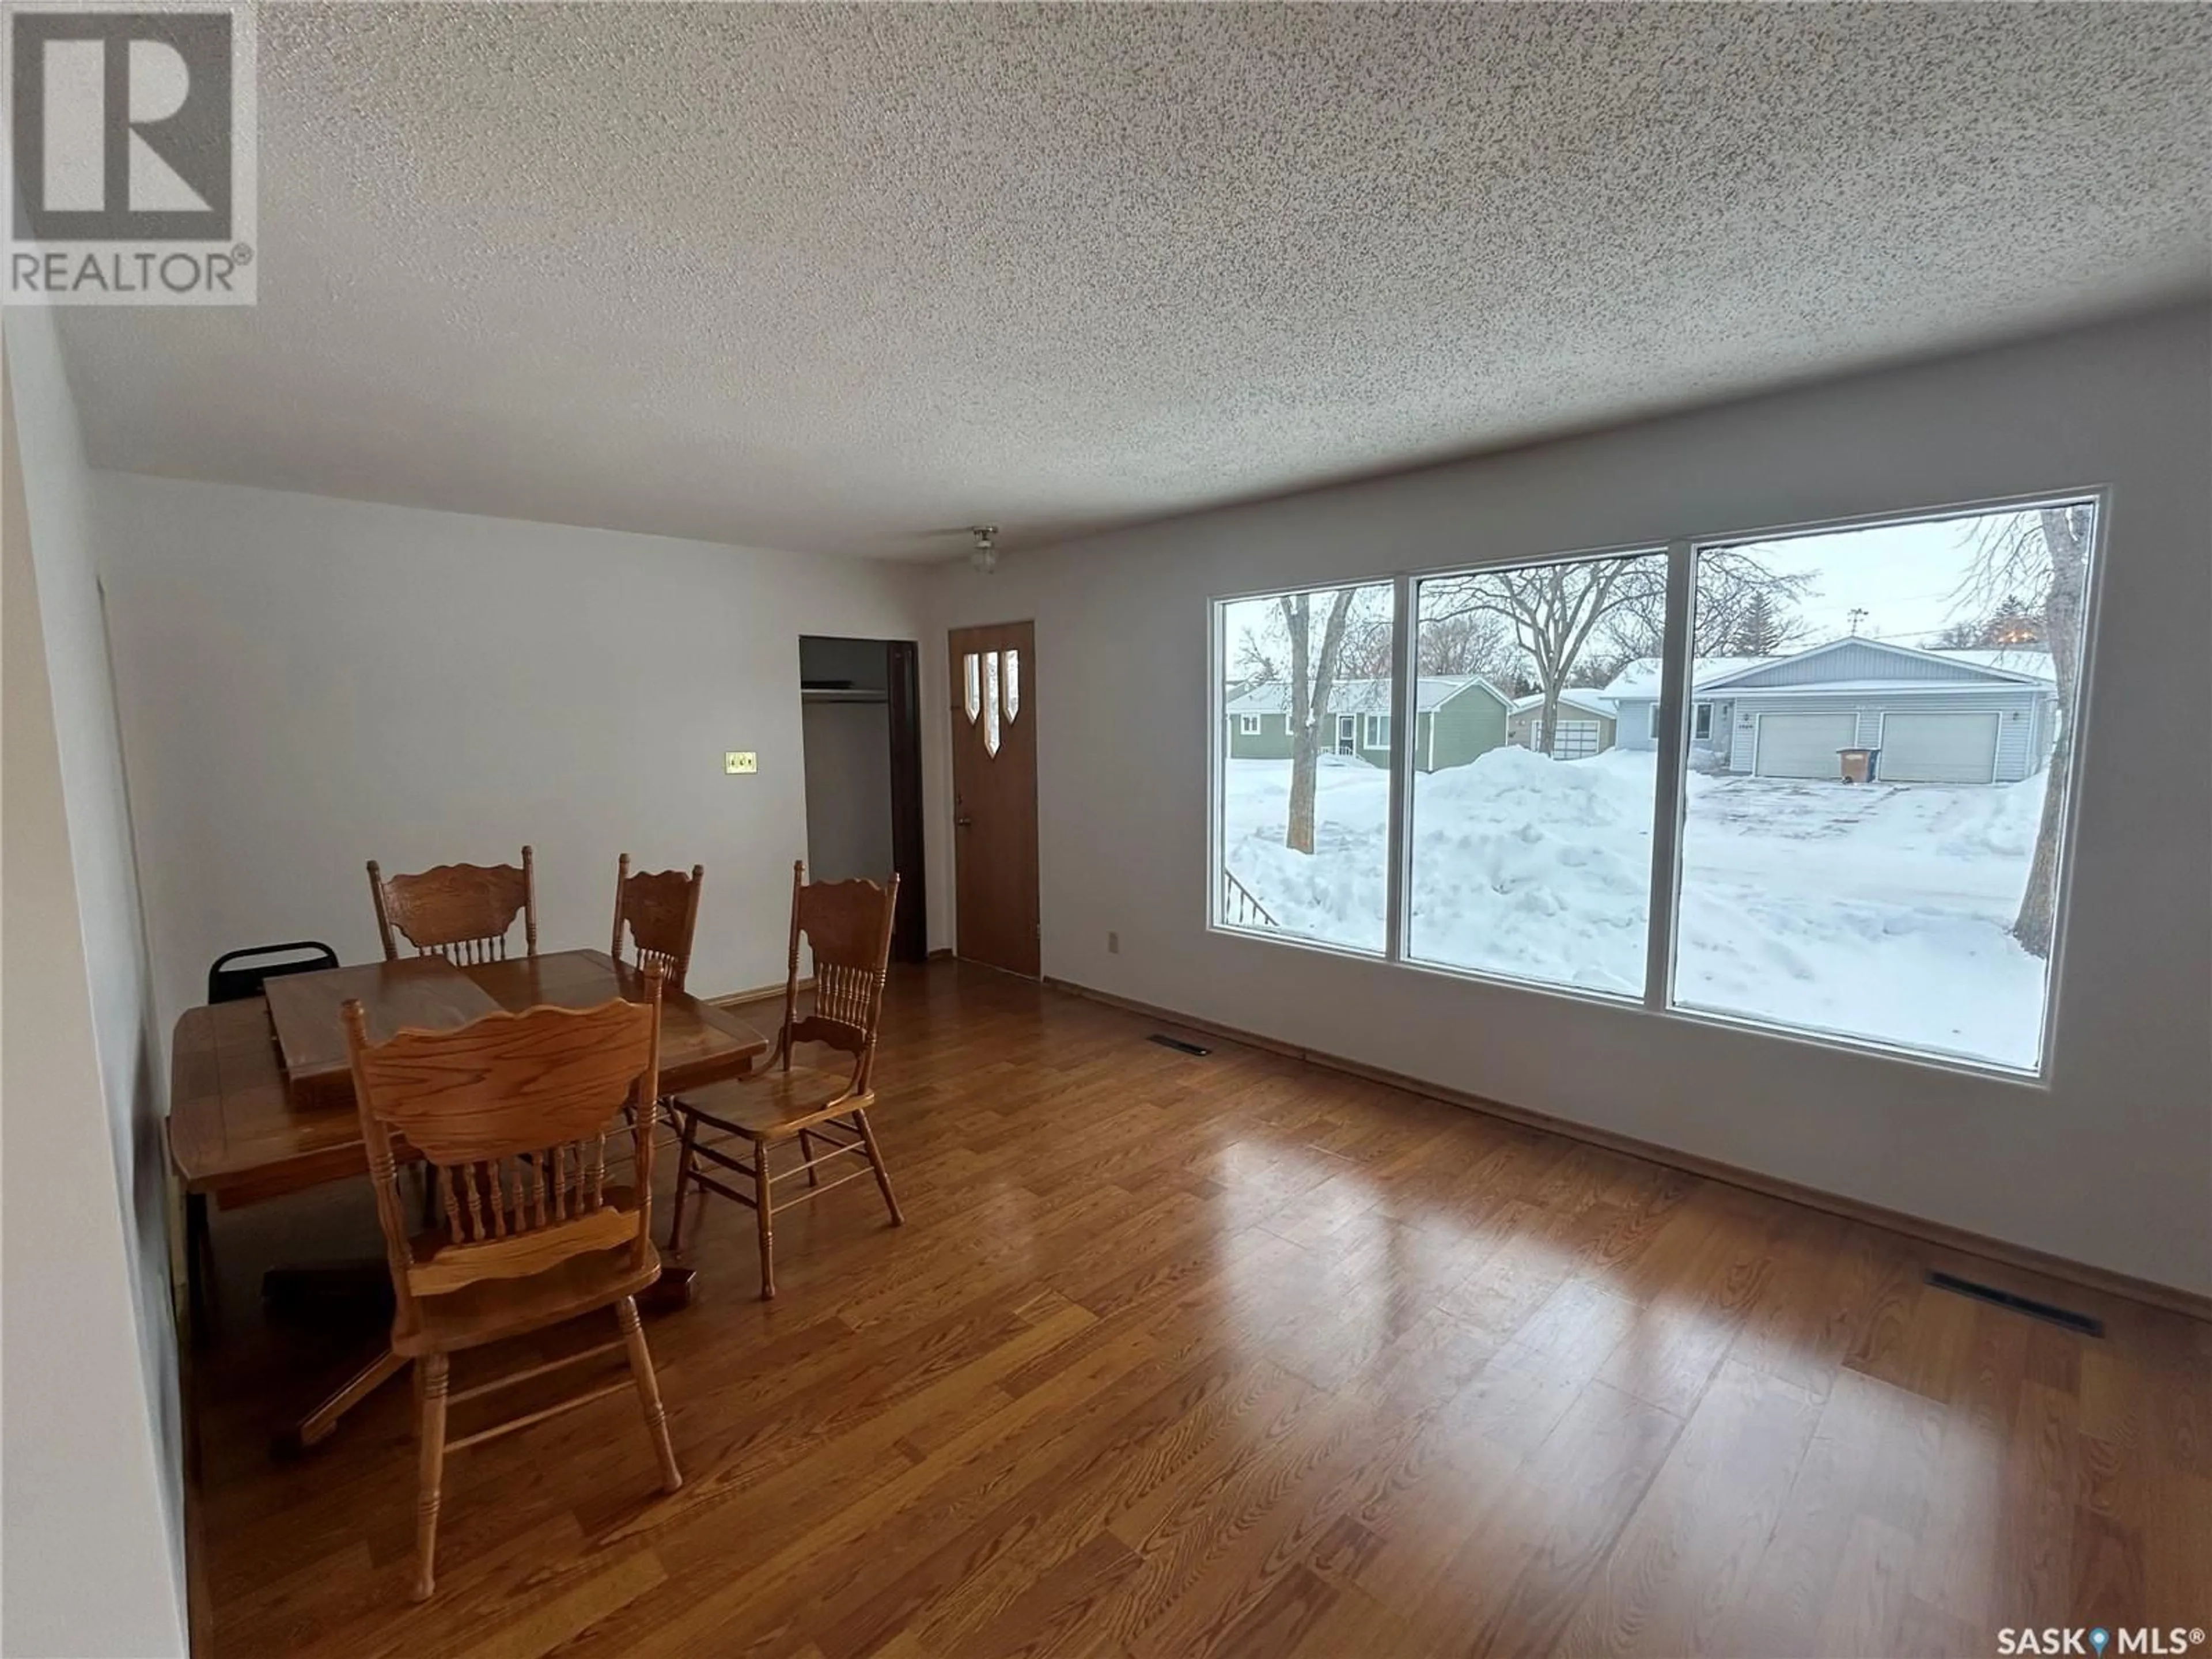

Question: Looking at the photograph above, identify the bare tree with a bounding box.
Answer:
[1927,618,1982,650]
[1603,550,1810,663]
[1419,560,1662,754]
[1279,589,1359,854]
[1233,631,1281,687]
[1955,506,2089,957]
[1414,608,1520,682]
[1334,602,1399,680]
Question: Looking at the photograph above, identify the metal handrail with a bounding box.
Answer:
[1222,868,1278,930]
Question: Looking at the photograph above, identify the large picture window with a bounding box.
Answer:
[1215,582,1397,952]
[1404,550,1665,995]
[1207,493,2098,1078]
[1668,501,2095,1070]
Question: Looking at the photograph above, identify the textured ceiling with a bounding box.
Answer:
[54,3,2212,559]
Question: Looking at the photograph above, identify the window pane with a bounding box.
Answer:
[1671,501,2095,1070]
[1004,648,1021,722]
[963,653,980,724]
[983,650,1002,756]
[1406,550,1666,995]
[1217,582,1398,952]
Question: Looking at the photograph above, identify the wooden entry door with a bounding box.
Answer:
[948,621,1040,978]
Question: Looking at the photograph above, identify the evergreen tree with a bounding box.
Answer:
[1729,590,1788,655]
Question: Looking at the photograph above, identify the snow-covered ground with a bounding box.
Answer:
[1221,747,2050,1067]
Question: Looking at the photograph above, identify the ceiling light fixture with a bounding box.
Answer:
[970,524,999,575]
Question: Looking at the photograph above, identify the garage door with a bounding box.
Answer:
[1754,713,1858,779]
[1879,712,1999,784]
[1552,719,1600,760]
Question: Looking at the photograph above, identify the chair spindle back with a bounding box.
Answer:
[610,855,704,994]
[343,964,664,1324]
[777,860,900,1093]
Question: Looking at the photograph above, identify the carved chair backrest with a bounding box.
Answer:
[368,847,539,966]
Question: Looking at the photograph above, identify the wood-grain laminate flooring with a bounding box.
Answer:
[186,963,2211,1658]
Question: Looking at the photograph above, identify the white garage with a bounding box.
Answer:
[1753,713,1858,779]
[1877,711,1999,784]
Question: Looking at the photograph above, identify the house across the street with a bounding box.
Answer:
[1225,675,1510,772]
[1604,638,2059,783]
[1506,690,1619,757]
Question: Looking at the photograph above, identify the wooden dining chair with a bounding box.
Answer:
[343,963,681,1601]
[368,846,538,965]
[666,862,903,1300]
[610,854,704,994]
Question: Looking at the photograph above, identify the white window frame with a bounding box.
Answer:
[1205,576,1402,963]
[1205,486,2105,1084]
[1653,488,2107,1082]
[1238,713,1261,736]
[1363,712,1390,748]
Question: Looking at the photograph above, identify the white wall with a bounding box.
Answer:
[926,304,2212,1298]
[94,476,932,1053]
[3,317,188,1656]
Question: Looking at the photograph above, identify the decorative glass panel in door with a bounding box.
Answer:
[983,651,1002,757]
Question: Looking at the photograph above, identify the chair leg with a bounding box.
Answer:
[798,1127,820,1188]
[412,1354,450,1601]
[753,1138,777,1301]
[666,1109,699,1260]
[616,1297,683,1493]
[855,1109,904,1227]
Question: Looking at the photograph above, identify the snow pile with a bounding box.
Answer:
[1223,756,1391,950]
[1221,748,2053,1068]
[1405,748,1656,995]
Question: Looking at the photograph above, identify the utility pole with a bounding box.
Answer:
[1847,607,1869,637]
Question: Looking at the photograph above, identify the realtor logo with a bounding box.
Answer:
[4,1,256,303]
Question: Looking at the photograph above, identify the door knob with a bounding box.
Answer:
[955,814,975,828]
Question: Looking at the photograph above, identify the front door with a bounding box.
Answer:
[948,621,1040,977]
[1336,714,1358,755]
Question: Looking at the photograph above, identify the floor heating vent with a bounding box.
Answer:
[1925,1270,2103,1337]
[1147,1033,1211,1057]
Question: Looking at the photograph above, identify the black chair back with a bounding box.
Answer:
[206,941,339,1005]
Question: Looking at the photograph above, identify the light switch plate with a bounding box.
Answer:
[725,751,758,775]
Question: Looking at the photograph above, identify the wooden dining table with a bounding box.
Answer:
[168,948,767,1450]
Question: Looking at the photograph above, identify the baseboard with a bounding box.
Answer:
[711,976,812,1009]
[1043,975,2212,1327]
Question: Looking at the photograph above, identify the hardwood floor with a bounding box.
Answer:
[187,963,2210,1658]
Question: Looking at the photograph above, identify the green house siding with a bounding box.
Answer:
[1226,710,1296,759]
[1427,690,1508,768]
[1227,697,1505,771]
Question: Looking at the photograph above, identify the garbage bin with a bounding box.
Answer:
[1838,747,1878,785]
